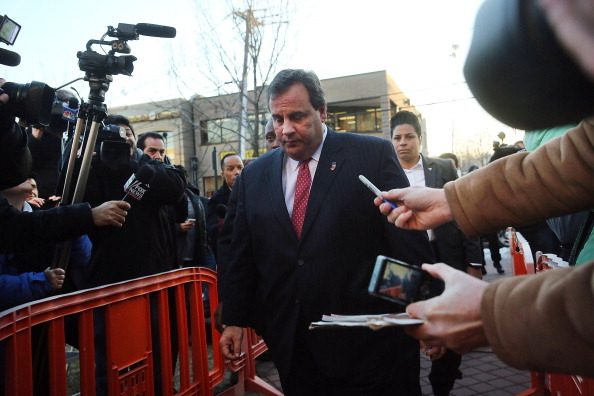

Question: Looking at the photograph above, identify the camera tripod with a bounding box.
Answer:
[52,72,113,270]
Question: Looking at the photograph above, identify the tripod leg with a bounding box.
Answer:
[60,116,87,205]
[72,119,102,204]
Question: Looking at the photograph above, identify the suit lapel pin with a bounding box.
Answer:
[330,161,336,171]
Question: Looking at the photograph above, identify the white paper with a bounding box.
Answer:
[309,313,424,330]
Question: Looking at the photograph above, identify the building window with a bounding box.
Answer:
[201,113,267,145]
[201,118,240,145]
[327,106,382,133]
[357,109,380,132]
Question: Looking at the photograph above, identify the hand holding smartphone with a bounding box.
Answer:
[369,255,444,305]
[358,175,398,209]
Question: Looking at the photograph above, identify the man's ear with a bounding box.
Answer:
[319,105,327,123]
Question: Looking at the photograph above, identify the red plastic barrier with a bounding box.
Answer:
[510,230,594,396]
[509,228,535,275]
[0,267,279,395]
[534,256,594,396]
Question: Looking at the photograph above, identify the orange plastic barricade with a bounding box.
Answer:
[510,230,594,396]
[532,255,594,396]
[0,267,231,396]
[509,227,535,276]
[548,372,594,395]
[509,229,547,396]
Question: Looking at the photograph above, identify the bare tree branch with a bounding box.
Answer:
[167,0,291,160]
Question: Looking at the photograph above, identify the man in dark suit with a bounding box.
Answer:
[391,110,483,396]
[219,69,434,395]
[206,153,244,260]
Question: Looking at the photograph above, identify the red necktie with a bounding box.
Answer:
[292,159,312,239]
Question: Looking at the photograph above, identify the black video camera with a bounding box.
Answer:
[95,124,130,167]
[0,14,58,127]
[77,23,176,78]
[1,81,55,126]
[75,23,175,105]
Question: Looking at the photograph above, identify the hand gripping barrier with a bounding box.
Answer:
[509,229,594,396]
[218,328,282,396]
[0,267,279,395]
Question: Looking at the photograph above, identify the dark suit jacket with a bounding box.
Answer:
[206,183,231,259]
[422,155,482,271]
[221,130,434,387]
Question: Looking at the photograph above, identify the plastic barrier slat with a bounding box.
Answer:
[175,285,191,391]
[6,326,33,395]
[106,295,153,396]
[205,278,225,388]
[48,318,67,396]
[156,289,173,396]
[78,309,96,395]
[186,282,202,388]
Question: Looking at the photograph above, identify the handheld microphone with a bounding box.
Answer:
[135,23,176,38]
[122,165,155,203]
[0,48,21,67]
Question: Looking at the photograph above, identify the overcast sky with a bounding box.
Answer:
[2,0,522,157]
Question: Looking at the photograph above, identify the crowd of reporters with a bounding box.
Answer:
[0,77,232,393]
[0,80,227,310]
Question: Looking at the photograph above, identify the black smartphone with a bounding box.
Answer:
[368,255,444,305]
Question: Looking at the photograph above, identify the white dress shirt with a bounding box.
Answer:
[283,125,327,216]
[402,156,434,240]
[402,156,425,188]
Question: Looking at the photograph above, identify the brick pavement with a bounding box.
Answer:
[249,245,533,395]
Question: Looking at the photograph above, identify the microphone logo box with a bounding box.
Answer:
[124,176,149,201]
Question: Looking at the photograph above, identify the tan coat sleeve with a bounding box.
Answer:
[481,262,594,378]
[444,120,594,237]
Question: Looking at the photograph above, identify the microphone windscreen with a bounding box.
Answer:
[0,48,21,67]
[135,23,176,38]
[134,164,157,183]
